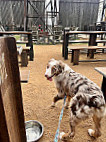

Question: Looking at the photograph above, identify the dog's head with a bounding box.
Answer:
[45,59,65,81]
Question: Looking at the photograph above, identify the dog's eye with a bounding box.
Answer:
[52,67,56,73]
[47,65,49,69]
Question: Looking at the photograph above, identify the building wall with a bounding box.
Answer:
[0,0,101,30]
[59,0,100,30]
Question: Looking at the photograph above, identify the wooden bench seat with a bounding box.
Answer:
[96,40,106,43]
[69,46,106,65]
[61,40,106,44]
[67,40,106,44]
[68,40,89,43]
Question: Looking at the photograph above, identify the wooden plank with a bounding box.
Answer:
[20,70,30,83]
[0,37,26,142]
[95,67,106,78]
[64,34,69,60]
[0,31,32,35]
[79,60,106,62]
[68,46,106,50]
[0,90,10,142]
[96,40,106,43]
[88,33,97,58]
[21,51,28,67]
[67,31,106,34]
[68,40,89,43]
[73,50,80,65]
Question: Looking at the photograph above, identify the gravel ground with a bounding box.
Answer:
[21,44,106,142]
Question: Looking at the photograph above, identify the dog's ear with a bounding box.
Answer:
[58,60,65,71]
[52,65,57,74]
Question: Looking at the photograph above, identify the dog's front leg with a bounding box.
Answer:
[51,94,64,107]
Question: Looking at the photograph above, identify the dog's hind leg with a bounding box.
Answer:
[60,110,76,141]
[88,115,101,138]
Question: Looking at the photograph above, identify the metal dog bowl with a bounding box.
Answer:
[25,120,44,142]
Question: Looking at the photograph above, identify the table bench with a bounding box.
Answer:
[62,31,106,60]
[0,31,34,61]
[70,46,106,65]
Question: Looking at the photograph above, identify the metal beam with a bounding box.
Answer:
[28,0,45,24]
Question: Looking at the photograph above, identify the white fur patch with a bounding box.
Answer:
[88,129,94,136]
[51,102,55,107]
[60,132,65,140]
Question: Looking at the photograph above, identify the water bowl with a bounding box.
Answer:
[25,120,44,142]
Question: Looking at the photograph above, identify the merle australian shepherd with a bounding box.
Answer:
[45,59,106,141]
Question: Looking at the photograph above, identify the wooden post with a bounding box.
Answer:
[62,28,70,58]
[0,90,10,142]
[27,34,34,61]
[64,34,69,60]
[71,50,74,63]
[21,51,28,67]
[73,50,80,65]
[0,37,26,142]
[88,33,97,58]
[62,29,65,57]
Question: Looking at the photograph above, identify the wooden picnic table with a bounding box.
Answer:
[62,31,106,60]
[0,31,34,61]
[95,67,106,100]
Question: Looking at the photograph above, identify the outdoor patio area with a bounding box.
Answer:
[21,44,106,142]
[0,0,106,142]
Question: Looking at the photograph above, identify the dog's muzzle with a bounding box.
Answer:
[45,73,56,81]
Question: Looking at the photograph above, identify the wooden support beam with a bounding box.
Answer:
[0,37,26,142]
[73,50,80,65]
[0,90,10,142]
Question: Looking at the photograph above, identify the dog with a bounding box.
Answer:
[45,59,106,141]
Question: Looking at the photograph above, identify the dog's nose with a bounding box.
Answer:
[45,74,47,77]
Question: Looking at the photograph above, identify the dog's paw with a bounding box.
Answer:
[88,129,95,137]
[88,129,101,138]
[65,105,69,109]
[60,132,73,141]
[51,102,55,107]
[60,132,65,140]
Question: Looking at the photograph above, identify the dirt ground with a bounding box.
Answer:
[21,44,106,142]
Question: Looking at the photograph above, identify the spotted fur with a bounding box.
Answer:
[45,59,106,140]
